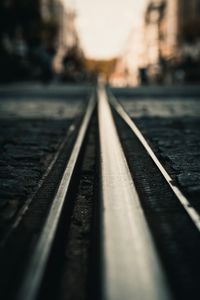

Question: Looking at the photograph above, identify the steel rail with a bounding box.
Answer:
[109,91,200,232]
[98,85,171,300]
[16,93,96,300]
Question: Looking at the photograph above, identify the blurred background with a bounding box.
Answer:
[1,0,200,86]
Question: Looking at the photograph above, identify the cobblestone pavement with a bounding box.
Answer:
[0,86,87,234]
[119,97,200,207]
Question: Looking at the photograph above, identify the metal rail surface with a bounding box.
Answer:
[98,85,171,300]
[109,91,200,232]
[16,93,96,300]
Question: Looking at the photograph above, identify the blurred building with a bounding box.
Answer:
[144,0,200,83]
[53,2,82,74]
[109,28,133,86]
[178,0,200,43]
[110,26,146,86]
[0,0,82,82]
[40,0,81,52]
[145,0,174,82]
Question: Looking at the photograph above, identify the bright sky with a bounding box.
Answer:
[65,0,146,59]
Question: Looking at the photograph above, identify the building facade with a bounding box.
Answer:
[145,0,175,65]
[41,0,85,80]
[40,0,66,48]
[144,0,200,82]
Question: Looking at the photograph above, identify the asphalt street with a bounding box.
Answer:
[114,87,200,211]
[0,85,90,236]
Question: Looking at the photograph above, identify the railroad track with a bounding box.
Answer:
[0,85,200,300]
